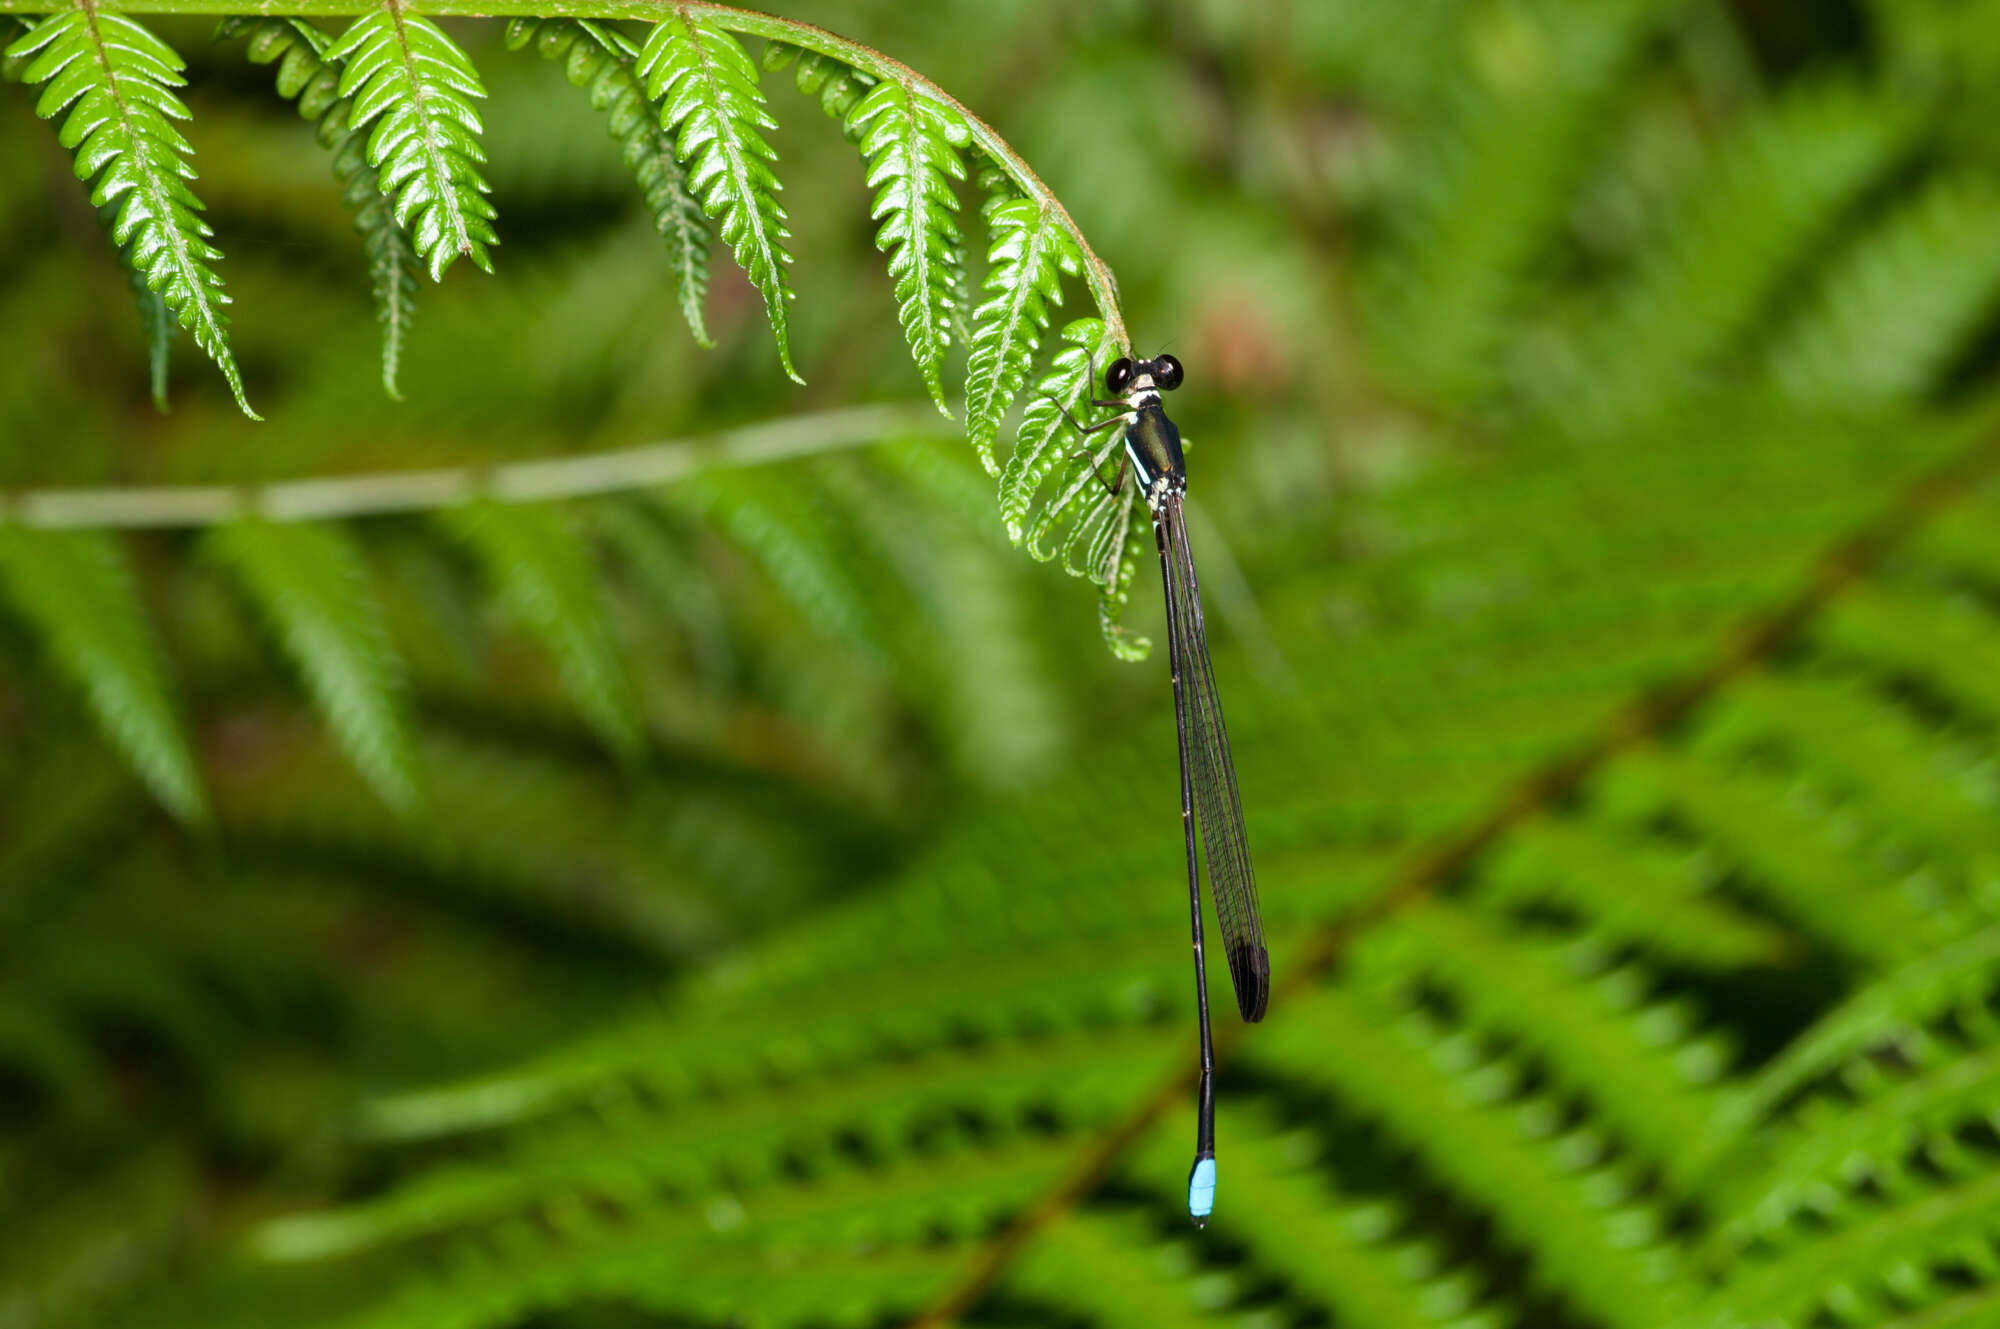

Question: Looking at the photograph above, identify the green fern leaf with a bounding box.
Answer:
[1002,316,1113,542]
[205,519,420,814]
[0,527,205,822]
[1771,172,2000,411]
[439,501,641,762]
[999,318,1150,659]
[127,242,173,412]
[637,12,800,382]
[504,18,714,348]
[7,12,256,418]
[765,41,878,127]
[220,15,423,398]
[326,7,496,283]
[846,79,970,413]
[1562,79,1917,430]
[964,195,1083,471]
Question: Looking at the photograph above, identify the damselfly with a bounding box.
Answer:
[1048,352,1268,1227]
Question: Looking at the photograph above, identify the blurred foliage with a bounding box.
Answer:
[9,0,2000,1327]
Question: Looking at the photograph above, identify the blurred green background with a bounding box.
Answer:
[11,0,2000,1326]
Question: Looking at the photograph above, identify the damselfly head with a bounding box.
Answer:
[1105,354,1185,396]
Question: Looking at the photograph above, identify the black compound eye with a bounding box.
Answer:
[1153,354,1184,391]
[1104,357,1135,395]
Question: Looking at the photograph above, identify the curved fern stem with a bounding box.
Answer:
[503,16,714,349]
[6,6,256,418]
[637,7,800,382]
[327,2,496,281]
[217,16,422,399]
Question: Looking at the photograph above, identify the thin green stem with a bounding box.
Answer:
[0,401,949,528]
[0,0,1133,354]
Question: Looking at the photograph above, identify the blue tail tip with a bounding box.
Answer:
[1187,1155,1216,1225]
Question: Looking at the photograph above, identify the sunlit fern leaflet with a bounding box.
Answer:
[326,6,496,281]
[218,15,423,399]
[636,10,799,381]
[964,194,1083,471]
[503,15,714,349]
[846,77,971,413]
[6,10,255,416]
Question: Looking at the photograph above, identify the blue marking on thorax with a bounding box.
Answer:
[1187,1156,1217,1219]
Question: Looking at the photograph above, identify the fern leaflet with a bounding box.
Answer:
[637,11,800,382]
[219,16,423,399]
[439,501,641,762]
[965,195,1083,473]
[126,242,174,411]
[846,79,970,414]
[0,528,205,821]
[505,17,714,348]
[327,5,496,282]
[1000,317,1149,659]
[7,10,255,418]
[206,519,420,814]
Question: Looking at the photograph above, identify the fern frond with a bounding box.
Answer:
[1477,813,1795,968]
[1370,0,1666,403]
[326,6,495,282]
[126,239,174,412]
[1678,1161,2000,1329]
[1771,172,2000,411]
[219,15,422,398]
[1127,1110,1518,1328]
[0,528,205,821]
[1705,927,2000,1166]
[658,469,878,656]
[1599,746,1962,967]
[765,42,877,126]
[846,79,970,413]
[998,317,1149,659]
[1000,316,1113,542]
[1560,79,1917,430]
[1356,905,1731,1198]
[637,11,799,382]
[205,519,420,814]
[964,195,1083,471]
[7,11,255,417]
[504,17,714,349]
[1251,979,1694,1327]
[438,501,641,762]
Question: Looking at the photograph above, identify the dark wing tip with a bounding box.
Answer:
[1228,941,1270,1023]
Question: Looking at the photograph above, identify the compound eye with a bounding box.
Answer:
[1104,357,1135,395]
[1153,354,1184,391]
